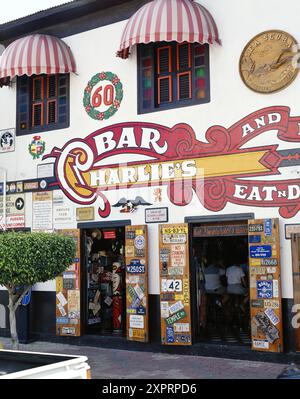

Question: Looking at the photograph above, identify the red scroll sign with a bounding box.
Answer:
[43,106,300,218]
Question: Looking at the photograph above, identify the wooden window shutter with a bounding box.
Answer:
[46,75,58,124]
[158,76,172,104]
[178,72,192,100]
[48,75,57,98]
[158,46,171,74]
[33,77,43,101]
[32,103,43,127]
[177,43,191,70]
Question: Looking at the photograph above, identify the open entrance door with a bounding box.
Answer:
[55,229,81,337]
[159,224,192,345]
[292,234,300,351]
[125,225,149,342]
[191,221,250,345]
[83,226,126,336]
[248,218,283,352]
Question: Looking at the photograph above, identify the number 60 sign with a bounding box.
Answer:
[83,71,123,121]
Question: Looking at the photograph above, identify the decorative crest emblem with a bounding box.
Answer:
[29,136,45,160]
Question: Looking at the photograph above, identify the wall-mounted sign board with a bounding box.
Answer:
[193,223,248,237]
[0,128,15,153]
[248,218,283,352]
[159,224,192,346]
[56,229,81,337]
[145,207,168,224]
[37,163,54,179]
[32,191,53,231]
[125,225,149,342]
[285,224,300,239]
[0,193,25,229]
[76,207,94,221]
[53,191,74,225]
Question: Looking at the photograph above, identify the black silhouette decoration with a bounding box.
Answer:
[112,196,152,213]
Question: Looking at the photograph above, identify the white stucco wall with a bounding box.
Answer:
[0,0,299,298]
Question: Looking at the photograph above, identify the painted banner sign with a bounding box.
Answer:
[159,224,192,346]
[125,225,148,342]
[55,229,81,337]
[43,106,300,219]
[248,218,283,353]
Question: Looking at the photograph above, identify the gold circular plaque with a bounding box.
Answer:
[239,30,299,93]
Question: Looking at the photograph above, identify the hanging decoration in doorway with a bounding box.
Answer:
[29,136,46,160]
[112,261,124,333]
[83,71,123,120]
[44,106,300,219]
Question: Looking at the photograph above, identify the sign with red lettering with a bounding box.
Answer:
[44,106,300,218]
[83,72,123,121]
[103,229,116,239]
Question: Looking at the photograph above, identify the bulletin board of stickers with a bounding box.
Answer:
[159,224,192,346]
[248,218,283,352]
[55,229,81,337]
[125,225,149,342]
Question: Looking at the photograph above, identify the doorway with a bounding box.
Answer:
[190,221,251,345]
[82,225,127,336]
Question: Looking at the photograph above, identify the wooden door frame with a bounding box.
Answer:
[292,233,300,351]
[78,220,131,336]
[185,213,254,344]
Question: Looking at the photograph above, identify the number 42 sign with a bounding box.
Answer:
[161,279,183,292]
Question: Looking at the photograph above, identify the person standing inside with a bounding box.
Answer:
[204,255,227,296]
[226,253,249,312]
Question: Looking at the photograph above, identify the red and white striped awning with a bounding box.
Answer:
[0,34,77,81]
[117,0,221,59]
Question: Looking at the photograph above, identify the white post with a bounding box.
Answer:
[3,168,6,231]
[0,168,7,231]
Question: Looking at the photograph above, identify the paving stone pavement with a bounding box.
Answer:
[0,337,288,379]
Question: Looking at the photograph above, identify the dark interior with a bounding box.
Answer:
[82,227,126,336]
[191,231,251,345]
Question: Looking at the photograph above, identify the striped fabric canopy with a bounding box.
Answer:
[0,34,77,81]
[117,0,221,59]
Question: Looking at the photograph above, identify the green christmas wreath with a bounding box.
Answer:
[83,71,123,120]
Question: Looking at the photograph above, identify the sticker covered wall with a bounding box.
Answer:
[125,225,148,342]
[55,229,81,337]
[248,218,283,352]
[159,224,192,346]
